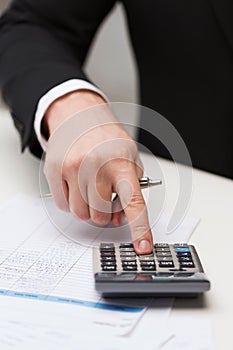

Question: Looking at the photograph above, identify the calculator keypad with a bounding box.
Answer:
[100,244,117,271]
[99,243,197,273]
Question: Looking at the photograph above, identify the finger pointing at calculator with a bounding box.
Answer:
[43,91,153,255]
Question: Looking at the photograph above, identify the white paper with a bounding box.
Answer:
[0,195,148,336]
[0,297,173,350]
[158,316,214,350]
[0,194,200,348]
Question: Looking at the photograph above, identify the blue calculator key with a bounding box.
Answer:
[175,247,190,253]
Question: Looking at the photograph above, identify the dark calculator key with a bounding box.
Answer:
[100,251,116,257]
[119,243,134,248]
[121,256,137,262]
[178,256,193,262]
[122,265,138,271]
[176,252,192,257]
[155,252,172,257]
[101,261,117,267]
[141,265,156,271]
[140,261,155,266]
[157,256,174,262]
[120,251,136,257]
[159,261,174,268]
[101,256,116,262]
[155,247,171,252]
[154,243,169,248]
[122,261,137,266]
[102,265,117,271]
[180,261,195,268]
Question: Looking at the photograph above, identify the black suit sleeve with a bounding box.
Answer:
[0,0,116,156]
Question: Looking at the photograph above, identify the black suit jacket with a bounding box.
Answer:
[0,0,233,178]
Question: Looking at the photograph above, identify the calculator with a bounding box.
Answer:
[93,243,210,297]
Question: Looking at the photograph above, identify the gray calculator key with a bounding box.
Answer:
[101,261,117,267]
[154,243,169,248]
[155,247,171,252]
[156,252,172,257]
[157,256,174,262]
[139,255,155,261]
[100,243,115,249]
[100,251,115,257]
[121,256,137,261]
[120,251,136,257]
[119,247,135,252]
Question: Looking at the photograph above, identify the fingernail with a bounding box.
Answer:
[138,239,151,252]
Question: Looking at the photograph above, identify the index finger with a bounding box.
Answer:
[116,168,154,255]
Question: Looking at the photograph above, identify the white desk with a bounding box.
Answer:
[1,108,233,349]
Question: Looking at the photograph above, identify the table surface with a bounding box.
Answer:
[1,108,233,349]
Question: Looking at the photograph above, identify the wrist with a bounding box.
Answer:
[41,90,106,138]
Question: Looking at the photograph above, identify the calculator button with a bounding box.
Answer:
[155,252,172,258]
[154,243,169,248]
[141,265,156,271]
[157,256,174,262]
[159,261,174,268]
[101,256,116,262]
[101,261,117,267]
[119,247,135,252]
[120,251,136,257]
[119,243,134,248]
[140,261,155,266]
[155,247,171,252]
[122,261,137,266]
[139,255,155,261]
[175,247,190,253]
[174,243,189,247]
[178,256,193,262]
[176,252,192,257]
[102,265,117,271]
[100,252,116,257]
[121,256,137,262]
[100,243,115,249]
[122,265,137,271]
[180,261,195,268]
[100,248,115,252]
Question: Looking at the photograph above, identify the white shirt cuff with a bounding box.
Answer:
[34,79,108,152]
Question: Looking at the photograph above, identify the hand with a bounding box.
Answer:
[43,90,153,254]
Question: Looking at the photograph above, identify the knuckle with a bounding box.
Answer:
[133,224,150,237]
[129,192,145,207]
[62,157,80,177]
[91,211,111,226]
[71,208,90,221]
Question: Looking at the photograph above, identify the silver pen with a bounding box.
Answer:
[41,177,162,199]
